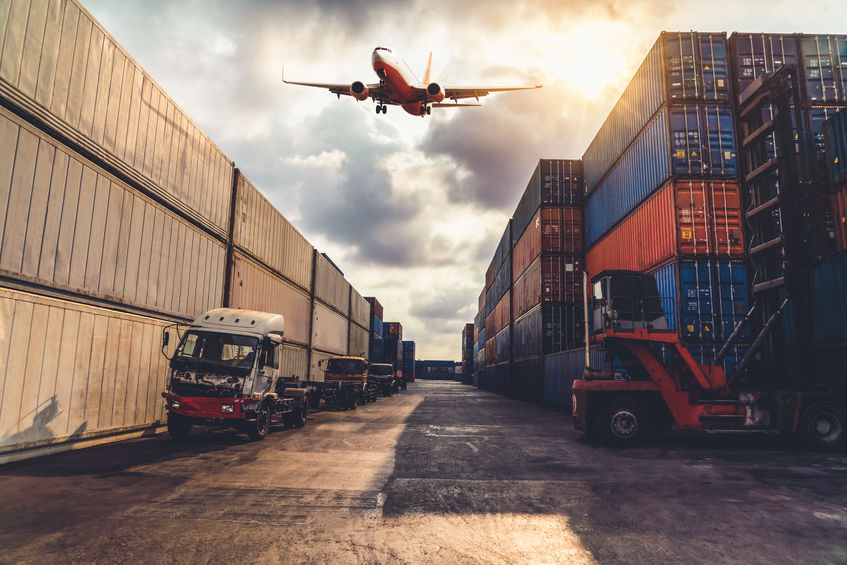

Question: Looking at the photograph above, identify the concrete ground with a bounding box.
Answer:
[1,380,846,564]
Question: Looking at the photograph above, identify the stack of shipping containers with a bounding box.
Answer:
[484,225,512,395]
[827,109,847,250]
[383,322,403,377]
[583,32,749,374]
[402,340,416,382]
[0,1,403,459]
[461,323,474,384]
[365,297,384,363]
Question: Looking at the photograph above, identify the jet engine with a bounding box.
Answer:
[426,82,446,103]
[350,81,369,101]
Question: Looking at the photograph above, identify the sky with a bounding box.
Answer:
[84,0,846,360]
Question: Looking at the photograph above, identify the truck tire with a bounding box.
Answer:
[293,397,309,428]
[167,413,192,440]
[599,398,651,445]
[800,401,846,451]
[247,404,271,440]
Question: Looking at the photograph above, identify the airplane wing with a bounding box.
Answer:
[443,85,542,102]
[431,102,482,108]
[282,68,386,101]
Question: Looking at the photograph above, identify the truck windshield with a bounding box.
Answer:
[173,331,258,371]
[370,365,394,376]
[326,359,365,374]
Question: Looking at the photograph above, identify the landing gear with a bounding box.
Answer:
[376,104,387,114]
[426,106,431,115]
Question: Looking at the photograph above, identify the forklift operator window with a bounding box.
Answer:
[593,280,604,301]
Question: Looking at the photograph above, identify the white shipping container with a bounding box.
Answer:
[308,350,332,383]
[0,0,234,235]
[0,286,173,454]
[311,301,347,355]
[228,252,311,346]
[349,287,370,330]
[348,323,369,358]
[0,106,225,319]
[232,173,313,292]
[279,343,308,382]
[314,252,350,315]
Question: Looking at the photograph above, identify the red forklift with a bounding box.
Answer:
[571,270,846,450]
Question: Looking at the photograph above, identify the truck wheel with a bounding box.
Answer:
[167,413,192,440]
[800,401,846,451]
[294,397,309,428]
[247,404,271,440]
[599,398,651,445]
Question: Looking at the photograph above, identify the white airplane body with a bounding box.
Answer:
[283,47,541,116]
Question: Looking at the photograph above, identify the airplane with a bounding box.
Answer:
[282,47,542,117]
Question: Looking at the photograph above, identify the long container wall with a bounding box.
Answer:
[279,344,309,381]
[349,288,370,330]
[0,0,235,236]
[311,301,348,355]
[0,287,173,454]
[232,173,313,292]
[512,255,584,319]
[825,108,847,189]
[0,106,226,318]
[584,32,731,191]
[348,323,369,357]
[586,179,743,275]
[585,104,738,246]
[512,159,583,245]
[228,252,311,346]
[512,303,585,358]
[314,253,350,315]
[513,206,583,278]
[543,346,607,411]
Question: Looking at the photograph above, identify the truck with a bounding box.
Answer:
[312,356,376,410]
[160,308,310,441]
[571,271,847,450]
[368,363,399,396]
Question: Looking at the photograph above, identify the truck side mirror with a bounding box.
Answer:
[162,330,170,347]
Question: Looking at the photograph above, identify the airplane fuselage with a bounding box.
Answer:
[371,49,430,115]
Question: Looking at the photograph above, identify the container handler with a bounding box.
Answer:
[160,309,309,441]
[572,271,847,451]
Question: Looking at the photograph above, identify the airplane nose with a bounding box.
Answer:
[372,50,383,65]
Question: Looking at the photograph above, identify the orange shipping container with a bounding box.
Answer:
[586,179,744,277]
[493,290,511,333]
[513,255,584,321]
[485,311,496,342]
[485,337,496,365]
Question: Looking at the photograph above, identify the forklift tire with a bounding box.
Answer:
[800,401,846,451]
[246,404,271,441]
[599,398,651,445]
[167,413,193,440]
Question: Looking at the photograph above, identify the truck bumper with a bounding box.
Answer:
[162,393,253,421]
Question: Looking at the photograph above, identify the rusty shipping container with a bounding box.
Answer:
[484,310,496,344]
[232,173,314,292]
[585,179,744,277]
[485,337,496,365]
[364,296,383,321]
[0,106,225,319]
[512,159,583,247]
[512,255,584,320]
[493,290,511,334]
[513,206,583,282]
[0,0,234,236]
[349,287,369,330]
[485,257,496,290]
[348,323,369,357]
[314,252,350,316]
[311,301,348,355]
[228,251,311,346]
[383,322,402,339]
[0,287,174,456]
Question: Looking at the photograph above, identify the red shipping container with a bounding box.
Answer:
[832,186,847,253]
[485,337,496,365]
[478,288,486,313]
[513,206,583,282]
[493,290,511,333]
[485,258,496,290]
[586,179,744,277]
[485,311,496,342]
[365,297,383,321]
[513,254,584,321]
[384,322,403,338]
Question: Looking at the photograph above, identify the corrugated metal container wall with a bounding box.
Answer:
[0,287,172,454]
[365,297,383,321]
[511,355,543,404]
[495,326,511,363]
[314,253,350,315]
[279,344,308,381]
[311,301,348,355]
[494,363,511,396]
[478,327,486,348]
[650,259,749,343]
[485,258,496,290]
[0,0,234,236]
[492,259,511,306]
[228,252,311,346]
[825,108,847,188]
[730,33,847,104]
[585,179,743,277]
[493,290,510,334]
[511,159,583,245]
[513,207,583,280]
[584,32,730,190]
[349,288,369,330]
[485,337,496,365]
[232,174,313,291]
[494,221,512,271]
[0,107,227,319]
[348,323,369,357]
[512,304,584,358]
[585,104,737,246]
[309,351,333,383]
[369,333,384,364]
[513,255,584,319]
[484,312,495,348]
[832,187,847,253]
[372,315,384,337]
[543,346,606,411]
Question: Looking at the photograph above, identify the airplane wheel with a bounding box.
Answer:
[375,104,382,114]
[381,105,387,114]
[426,107,431,115]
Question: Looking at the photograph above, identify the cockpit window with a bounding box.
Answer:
[375,46,392,53]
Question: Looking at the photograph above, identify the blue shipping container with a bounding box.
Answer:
[511,356,544,404]
[585,104,737,246]
[543,346,606,411]
[495,326,511,362]
[512,303,584,358]
[371,315,383,337]
[495,221,512,271]
[584,32,730,191]
[512,159,583,247]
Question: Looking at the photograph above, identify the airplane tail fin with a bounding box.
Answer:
[423,52,432,85]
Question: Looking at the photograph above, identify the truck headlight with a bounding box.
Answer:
[171,399,180,409]
[221,404,234,414]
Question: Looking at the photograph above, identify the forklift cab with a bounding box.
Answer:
[591,271,669,334]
